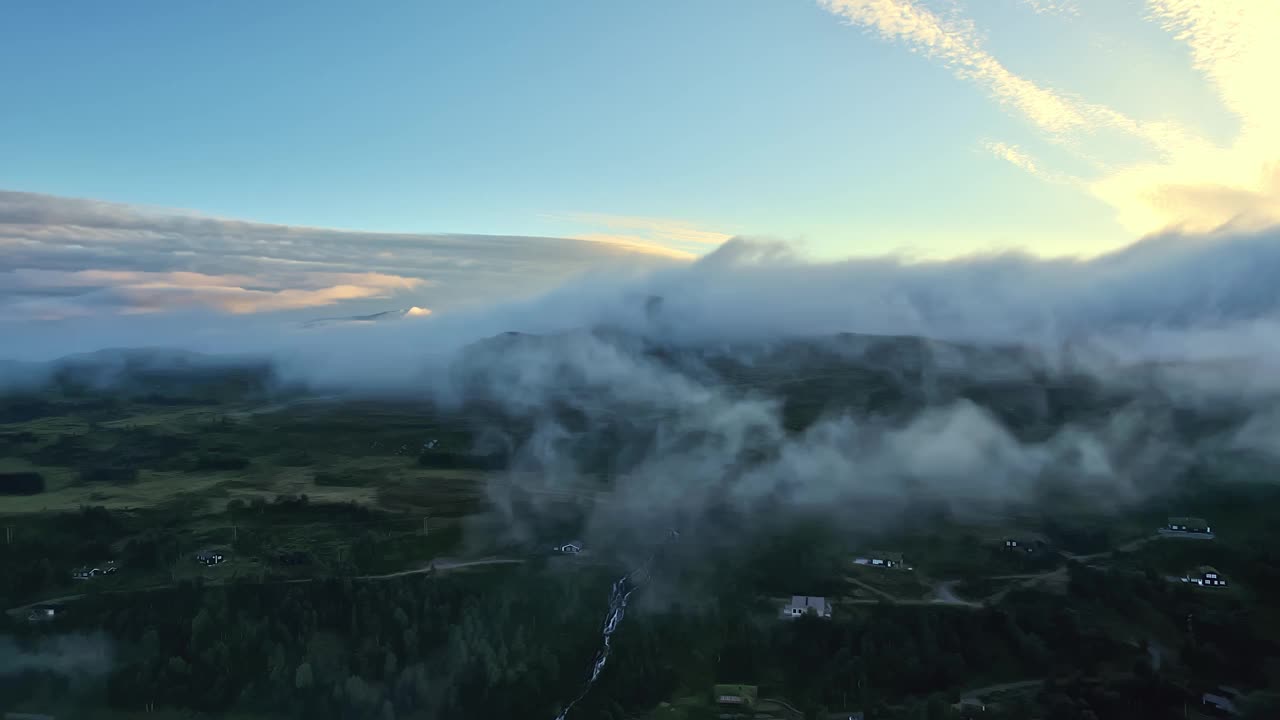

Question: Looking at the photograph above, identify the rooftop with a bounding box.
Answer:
[712,684,758,704]
[865,551,904,562]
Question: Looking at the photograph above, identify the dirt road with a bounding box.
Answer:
[959,679,1042,702]
[7,556,525,617]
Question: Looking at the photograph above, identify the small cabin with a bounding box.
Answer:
[712,684,757,709]
[1166,516,1212,534]
[195,550,225,566]
[1003,538,1046,553]
[554,541,584,554]
[854,551,904,569]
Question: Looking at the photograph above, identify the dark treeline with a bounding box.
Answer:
[0,471,45,495]
[6,569,609,719]
[10,548,1277,720]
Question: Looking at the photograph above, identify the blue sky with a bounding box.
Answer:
[2,0,1277,328]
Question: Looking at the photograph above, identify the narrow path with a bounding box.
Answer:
[1062,533,1162,562]
[365,556,523,579]
[7,556,525,616]
[960,679,1042,702]
[985,566,1067,605]
[757,697,805,719]
[846,576,897,601]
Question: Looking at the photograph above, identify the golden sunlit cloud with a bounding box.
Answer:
[573,233,699,260]
[550,212,732,257]
[6,268,427,315]
[1092,0,1280,234]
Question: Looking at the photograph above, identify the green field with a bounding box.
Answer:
[0,392,556,609]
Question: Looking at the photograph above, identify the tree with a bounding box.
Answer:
[295,662,314,691]
[384,650,399,681]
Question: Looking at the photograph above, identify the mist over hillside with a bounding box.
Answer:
[6,229,1280,555]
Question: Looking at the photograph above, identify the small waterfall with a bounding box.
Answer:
[553,531,677,720]
[553,574,635,720]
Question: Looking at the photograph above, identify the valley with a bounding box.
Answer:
[3,336,1280,719]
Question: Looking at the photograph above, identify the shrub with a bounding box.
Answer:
[193,454,250,471]
[79,466,140,484]
[0,472,45,495]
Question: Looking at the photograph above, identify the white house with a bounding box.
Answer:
[554,541,584,554]
[854,551,904,569]
[1182,566,1228,588]
[781,595,832,620]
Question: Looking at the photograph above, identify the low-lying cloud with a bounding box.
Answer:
[5,191,1280,552]
[0,632,114,678]
[0,190,686,323]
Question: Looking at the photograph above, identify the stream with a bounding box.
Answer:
[553,574,637,720]
[553,531,676,719]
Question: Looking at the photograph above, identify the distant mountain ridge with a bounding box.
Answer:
[302,306,432,328]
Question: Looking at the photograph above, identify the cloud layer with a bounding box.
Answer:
[6,189,1280,560]
[171,222,1280,406]
[0,190,686,323]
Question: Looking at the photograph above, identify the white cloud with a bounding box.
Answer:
[981,140,1080,185]
[1019,0,1078,16]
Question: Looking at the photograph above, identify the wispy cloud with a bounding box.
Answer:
[983,140,1045,175]
[982,140,1079,185]
[819,0,1280,237]
[1019,0,1078,16]
[818,0,1197,151]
